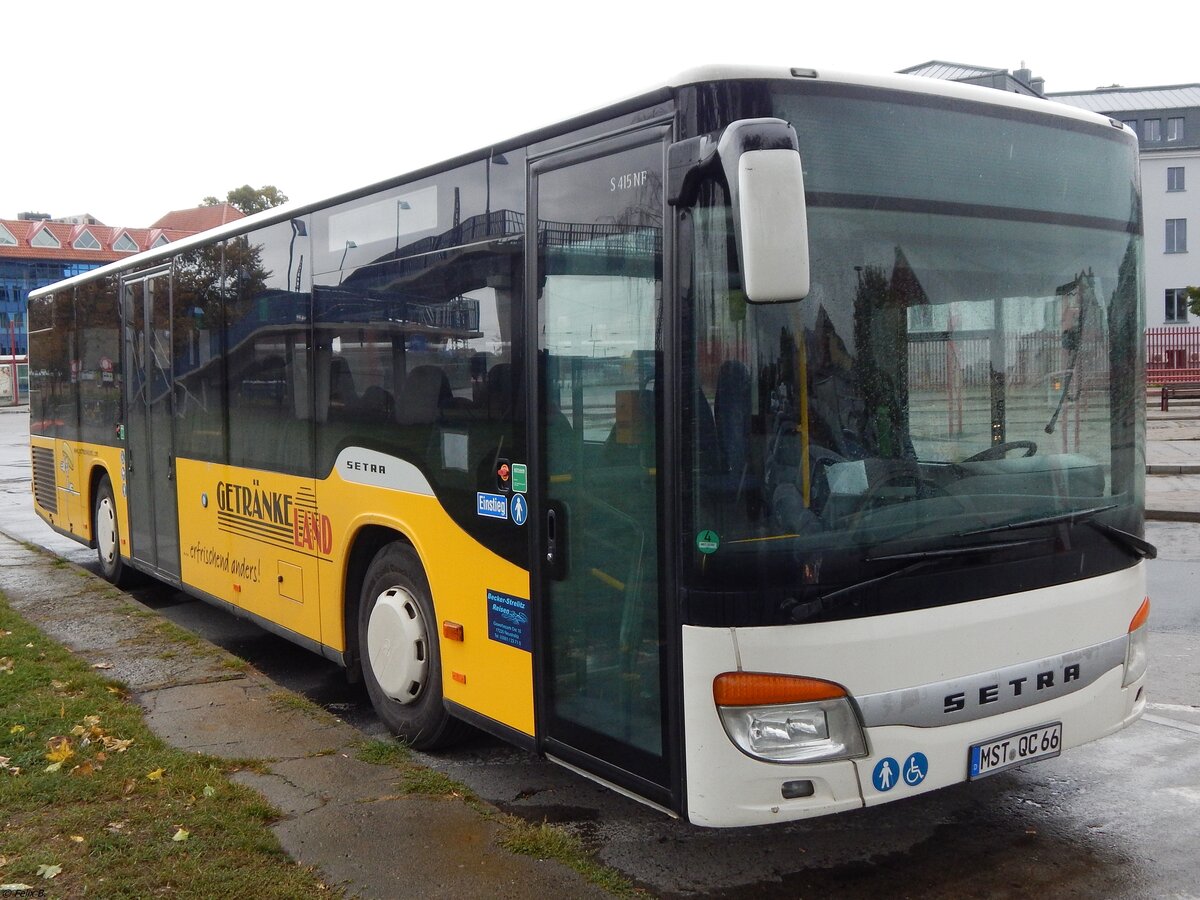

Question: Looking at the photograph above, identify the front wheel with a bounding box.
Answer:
[93,475,130,586]
[358,542,470,749]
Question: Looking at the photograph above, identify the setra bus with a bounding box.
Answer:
[27,66,1153,827]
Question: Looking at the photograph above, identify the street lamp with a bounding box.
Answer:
[338,240,357,285]
[288,218,307,292]
[395,200,411,252]
[486,151,509,228]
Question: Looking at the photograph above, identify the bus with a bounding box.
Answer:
[27,66,1152,827]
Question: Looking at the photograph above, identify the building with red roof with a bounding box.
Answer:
[0,205,244,402]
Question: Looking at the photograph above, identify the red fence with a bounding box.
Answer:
[1147,327,1200,384]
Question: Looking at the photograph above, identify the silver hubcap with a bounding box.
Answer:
[366,586,429,704]
[97,496,118,566]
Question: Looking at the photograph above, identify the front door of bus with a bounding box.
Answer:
[123,267,181,579]
[531,126,673,806]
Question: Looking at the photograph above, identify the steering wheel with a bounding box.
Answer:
[963,440,1038,463]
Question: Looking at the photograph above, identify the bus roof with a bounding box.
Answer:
[30,65,1124,301]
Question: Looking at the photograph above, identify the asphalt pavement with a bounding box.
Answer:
[2,398,1199,898]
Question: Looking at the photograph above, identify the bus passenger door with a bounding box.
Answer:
[530,126,676,810]
[122,268,181,580]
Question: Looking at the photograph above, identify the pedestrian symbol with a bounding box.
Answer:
[872,757,899,792]
[510,494,528,526]
[903,752,928,786]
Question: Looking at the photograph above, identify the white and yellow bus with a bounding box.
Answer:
[28,66,1153,827]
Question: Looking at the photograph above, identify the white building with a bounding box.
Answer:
[1048,85,1200,329]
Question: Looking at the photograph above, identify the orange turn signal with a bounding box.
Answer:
[1129,597,1151,633]
[713,672,847,707]
[442,621,464,641]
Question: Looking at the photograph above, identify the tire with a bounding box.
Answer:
[358,542,469,749]
[93,475,129,586]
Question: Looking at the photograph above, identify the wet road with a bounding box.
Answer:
[2,408,1198,897]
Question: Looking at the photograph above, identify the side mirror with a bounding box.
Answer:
[717,119,810,303]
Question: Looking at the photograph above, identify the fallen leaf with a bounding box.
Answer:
[172,827,190,842]
[9,724,25,734]
[44,761,63,773]
[91,662,114,670]
[70,761,96,777]
[106,821,127,833]
[69,836,84,843]
[0,657,12,675]
[50,680,70,690]
[203,785,216,798]
[122,779,136,795]
[37,863,62,879]
[146,767,166,781]
[102,736,133,753]
[45,736,75,764]
[24,643,33,649]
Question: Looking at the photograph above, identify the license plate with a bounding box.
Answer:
[968,722,1062,780]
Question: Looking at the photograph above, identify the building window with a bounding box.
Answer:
[1168,167,1186,192]
[73,230,101,250]
[1167,219,1188,253]
[152,234,170,248]
[0,224,15,246]
[1167,288,1190,323]
[30,228,61,249]
[1144,119,1162,142]
[1168,117,1185,142]
[113,233,138,252]
[1122,119,1138,135]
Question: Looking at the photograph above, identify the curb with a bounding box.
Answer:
[1147,465,1200,475]
[1146,508,1200,524]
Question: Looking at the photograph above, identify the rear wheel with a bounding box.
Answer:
[93,475,129,586]
[358,542,470,749]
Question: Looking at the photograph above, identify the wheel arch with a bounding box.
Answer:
[85,463,115,548]
[342,523,417,678]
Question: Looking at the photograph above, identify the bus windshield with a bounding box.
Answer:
[683,85,1144,626]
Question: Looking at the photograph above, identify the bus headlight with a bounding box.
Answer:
[1123,597,1150,688]
[714,673,867,763]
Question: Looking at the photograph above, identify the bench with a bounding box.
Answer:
[1160,383,1200,411]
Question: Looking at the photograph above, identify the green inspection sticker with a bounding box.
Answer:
[696,530,720,554]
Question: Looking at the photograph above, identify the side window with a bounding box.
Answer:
[224,220,314,475]
[77,277,122,446]
[28,290,73,438]
[174,246,228,463]
[310,154,527,559]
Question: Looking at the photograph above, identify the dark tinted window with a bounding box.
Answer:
[224,219,314,475]
[77,277,121,445]
[173,246,229,463]
[28,289,77,438]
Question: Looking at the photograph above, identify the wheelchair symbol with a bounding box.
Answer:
[903,752,928,786]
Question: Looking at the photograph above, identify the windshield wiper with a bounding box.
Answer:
[813,539,1041,609]
[1088,521,1157,559]
[956,503,1156,560]
[956,503,1118,538]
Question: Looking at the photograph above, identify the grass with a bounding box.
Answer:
[0,593,339,898]
[500,819,638,896]
[267,690,336,724]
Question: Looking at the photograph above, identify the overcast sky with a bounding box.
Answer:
[7,1,1195,227]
